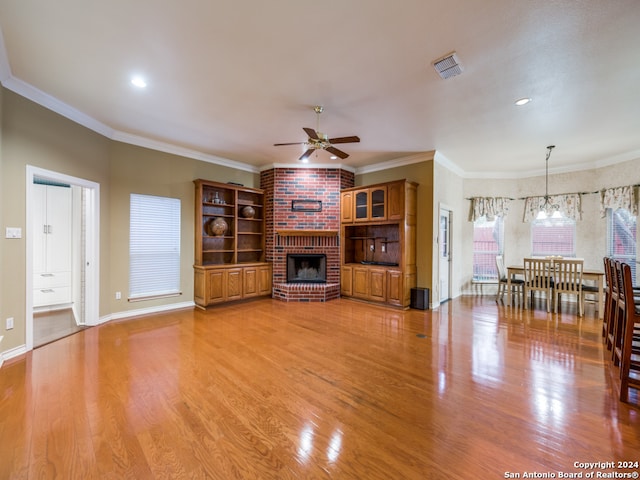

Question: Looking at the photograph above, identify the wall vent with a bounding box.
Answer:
[432,52,463,79]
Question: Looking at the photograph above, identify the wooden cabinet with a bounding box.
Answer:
[341,265,353,296]
[386,269,403,306]
[341,191,354,223]
[341,179,417,308]
[193,179,271,307]
[194,263,272,307]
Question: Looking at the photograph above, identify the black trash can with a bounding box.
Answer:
[410,287,429,310]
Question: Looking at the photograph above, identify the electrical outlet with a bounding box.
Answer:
[369,244,375,251]
[6,317,14,330]
[115,291,122,300]
[381,244,386,253]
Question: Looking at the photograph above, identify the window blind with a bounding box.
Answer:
[472,216,504,281]
[607,208,637,283]
[129,194,181,299]
[530,216,576,257]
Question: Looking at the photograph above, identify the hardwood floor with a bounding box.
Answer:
[1,296,638,479]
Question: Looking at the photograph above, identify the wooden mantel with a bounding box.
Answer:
[276,229,339,237]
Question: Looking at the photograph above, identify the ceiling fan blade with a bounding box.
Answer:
[325,146,349,159]
[328,135,360,144]
[303,127,319,140]
[274,142,306,146]
[299,148,315,161]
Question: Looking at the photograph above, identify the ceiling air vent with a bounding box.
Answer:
[432,52,463,79]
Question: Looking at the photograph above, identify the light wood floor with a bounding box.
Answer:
[1,296,638,479]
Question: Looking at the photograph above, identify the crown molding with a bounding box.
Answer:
[3,76,115,138]
[112,131,259,173]
[0,28,10,83]
[356,151,436,175]
[259,163,356,173]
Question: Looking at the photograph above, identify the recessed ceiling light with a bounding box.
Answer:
[330,155,337,160]
[131,75,147,88]
[515,97,531,106]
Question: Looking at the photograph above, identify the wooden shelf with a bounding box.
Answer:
[194,179,271,308]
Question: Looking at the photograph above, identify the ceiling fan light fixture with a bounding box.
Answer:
[432,52,463,79]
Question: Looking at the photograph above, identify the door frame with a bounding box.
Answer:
[438,204,453,303]
[26,166,100,351]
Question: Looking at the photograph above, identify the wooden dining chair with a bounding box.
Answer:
[602,257,613,344]
[553,258,584,316]
[523,257,554,312]
[617,262,640,402]
[496,255,524,304]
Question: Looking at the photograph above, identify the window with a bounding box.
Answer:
[472,216,504,281]
[530,215,576,257]
[129,194,181,300]
[607,208,637,283]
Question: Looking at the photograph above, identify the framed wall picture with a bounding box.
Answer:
[291,200,322,212]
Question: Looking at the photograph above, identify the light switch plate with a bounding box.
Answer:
[5,227,22,239]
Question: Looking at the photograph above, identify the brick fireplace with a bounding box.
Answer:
[260,168,354,302]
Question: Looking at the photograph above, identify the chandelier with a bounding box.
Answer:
[537,145,559,219]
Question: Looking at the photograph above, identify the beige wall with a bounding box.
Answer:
[1,90,111,352]
[356,155,434,291]
[0,88,259,353]
[108,142,257,314]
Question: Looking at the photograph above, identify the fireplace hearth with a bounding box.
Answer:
[287,254,327,283]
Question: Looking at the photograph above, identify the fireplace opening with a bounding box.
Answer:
[287,254,327,283]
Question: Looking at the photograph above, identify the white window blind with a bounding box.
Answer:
[129,194,181,300]
[531,215,576,257]
[607,208,637,283]
[472,216,504,281]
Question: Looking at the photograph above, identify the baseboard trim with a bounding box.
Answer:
[1,344,28,365]
[103,301,196,323]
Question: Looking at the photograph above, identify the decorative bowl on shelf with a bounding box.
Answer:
[208,217,228,236]
[241,205,256,218]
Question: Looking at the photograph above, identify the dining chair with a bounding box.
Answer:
[496,255,524,304]
[523,257,554,312]
[616,262,640,402]
[553,258,584,316]
[602,257,613,344]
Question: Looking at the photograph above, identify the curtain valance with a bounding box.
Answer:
[522,194,582,222]
[599,186,638,218]
[468,197,510,222]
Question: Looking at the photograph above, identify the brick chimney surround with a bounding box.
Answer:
[260,168,354,302]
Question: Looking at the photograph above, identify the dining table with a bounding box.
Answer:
[506,263,605,318]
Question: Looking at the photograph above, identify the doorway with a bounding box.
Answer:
[439,206,452,303]
[26,166,100,350]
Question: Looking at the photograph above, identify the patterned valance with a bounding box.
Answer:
[599,186,638,218]
[468,197,510,222]
[523,194,582,222]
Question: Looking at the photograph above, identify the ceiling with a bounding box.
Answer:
[0,0,639,177]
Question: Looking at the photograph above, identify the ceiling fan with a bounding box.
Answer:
[274,106,360,161]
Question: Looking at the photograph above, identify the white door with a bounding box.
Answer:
[439,208,452,303]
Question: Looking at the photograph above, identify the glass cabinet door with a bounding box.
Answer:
[370,188,386,219]
[355,191,368,220]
